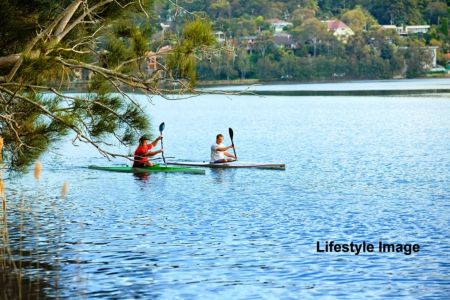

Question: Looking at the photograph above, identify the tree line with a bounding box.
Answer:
[161,0,449,81]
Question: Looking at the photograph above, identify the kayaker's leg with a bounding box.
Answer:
[213,159,228,163]
[133,161,154,168]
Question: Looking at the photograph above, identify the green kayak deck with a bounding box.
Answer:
[88,164,205,175]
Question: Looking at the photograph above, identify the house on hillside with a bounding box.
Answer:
[322,20,354,42]
[404,25,430,35]
[145,45,172,77]
[273,33,299,49]
[380,25,403,34]
[239,36,257,54]
[215,31,226,44]
[380,25,430,35]
[267,19,293,32]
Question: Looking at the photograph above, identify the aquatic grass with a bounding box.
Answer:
[1,135,21,299]
[0,137,66,298]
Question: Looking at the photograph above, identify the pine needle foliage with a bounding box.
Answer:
[0,0,215,170]
[168,18,216,85]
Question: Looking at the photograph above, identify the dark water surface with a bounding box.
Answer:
[3,91,450,299]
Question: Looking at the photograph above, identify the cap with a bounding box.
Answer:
[139,135,150,142]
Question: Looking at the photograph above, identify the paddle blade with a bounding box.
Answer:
[228,127,237,160]
[159,122,165,133]
[228,127,234,140]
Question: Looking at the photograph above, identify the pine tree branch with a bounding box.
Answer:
[138,0,150,19]
[3,2,83,83]
[55,57,154,91]
[0,86,120,159]
[1,82,145,149]
[54,0,84,36]
[0,114,25,151]
[2,0,114,82]
[0,54,21,71]
[55,0,115,44]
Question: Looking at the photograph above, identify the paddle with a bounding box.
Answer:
[228,127,237,160]
[159,122,166,164]
[150,156,174,161]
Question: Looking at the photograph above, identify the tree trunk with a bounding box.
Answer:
[54,0,83,36]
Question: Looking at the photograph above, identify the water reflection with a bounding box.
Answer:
[210,168,239,184]
[1,202,60,299]
[210,168,227,183]
[1,267,53,299]
[133,172,151,183]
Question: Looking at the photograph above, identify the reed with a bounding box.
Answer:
[0,135,20,298]
[0,136,3,162]
[0,137,67,298]
[0,137,52,299]
[0,134,6,276]
[0,174,5,296]
[61,181,68,198]
[34,160,42,181]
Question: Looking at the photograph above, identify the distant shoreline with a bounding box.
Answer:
[197,74,450,88]
[218,89,450,96]
[62,77,450,96]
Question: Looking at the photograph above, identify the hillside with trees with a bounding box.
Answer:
[154,0,450,81]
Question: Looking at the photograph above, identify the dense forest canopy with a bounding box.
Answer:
[161,0,448,25]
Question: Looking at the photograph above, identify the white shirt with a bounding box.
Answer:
[211,143,226,162]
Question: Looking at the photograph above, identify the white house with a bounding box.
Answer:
[404,25,430,35]
[322,20,354,42]
[267,19,293,32]
[215,31,226,44]
[380,25,430,35]
[380,25,403,34]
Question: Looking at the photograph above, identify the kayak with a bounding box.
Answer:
[88,164,205,174]
[167,161,285,170]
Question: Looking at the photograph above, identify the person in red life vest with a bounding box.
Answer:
[133,135,164,167]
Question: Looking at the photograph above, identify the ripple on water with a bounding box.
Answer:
[3,93,450,298]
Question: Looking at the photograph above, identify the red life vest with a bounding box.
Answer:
[133,144,153,167]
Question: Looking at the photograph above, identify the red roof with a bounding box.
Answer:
[324,20,350,31]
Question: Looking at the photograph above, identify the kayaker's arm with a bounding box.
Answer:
[224,151,236,159]
[151,135,163,147]
[146,149,163,157]
[215,145,234,151]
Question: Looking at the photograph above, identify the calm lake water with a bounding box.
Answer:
[3,80,450,299]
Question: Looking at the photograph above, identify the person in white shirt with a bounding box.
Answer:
[211,133,236,163]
